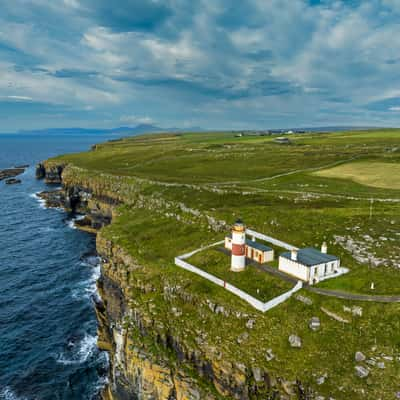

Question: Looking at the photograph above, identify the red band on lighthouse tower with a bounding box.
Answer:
[232,243,245,256]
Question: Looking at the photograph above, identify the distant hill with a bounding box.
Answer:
[12,124,204,136]
[267,126,380,134]
[7,125,389,136]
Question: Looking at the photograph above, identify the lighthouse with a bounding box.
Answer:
[231,219,246,272]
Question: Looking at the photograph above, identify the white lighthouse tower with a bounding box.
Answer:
[231,220,246,272]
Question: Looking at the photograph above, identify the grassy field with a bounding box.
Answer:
[188,248,293,302]
[53,129,400,293]
[55,129,400,185]
[51,128,400,399]
[313,161,400,189]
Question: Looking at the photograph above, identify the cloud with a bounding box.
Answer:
[63,0,80,8]
[2,95,33,101]
[1,0,400,132]
[389,107,400,112]
[120,115,154,125]
[382,0,400,13]
[78,0,174,32]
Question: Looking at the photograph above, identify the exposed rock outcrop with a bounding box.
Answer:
[36,165,118,232]
[0,167,25,181]
[36,161,64,184]
[5,178,21,184]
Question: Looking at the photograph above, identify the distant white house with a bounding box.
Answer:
[274,137,291,144]
[278,243,340,285]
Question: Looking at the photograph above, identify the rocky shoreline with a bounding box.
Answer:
[0,165,28,184]
[35,161,313,400]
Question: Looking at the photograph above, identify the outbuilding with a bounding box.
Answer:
[274,137,291,144]
[278,243,340,285]
[225,234,274,264]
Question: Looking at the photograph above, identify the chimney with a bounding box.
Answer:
[291,249,298,261]
[321,242,327,254]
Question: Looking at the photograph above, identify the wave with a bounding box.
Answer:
[0,387,28,400]
[38,226,56,233]
[71,263,100,300]
[29,193,46,209]
[29,192,63,212]
[66,214,86,230]
[80,255,101,267]
[56,334,98,366]
[92,374,109,396]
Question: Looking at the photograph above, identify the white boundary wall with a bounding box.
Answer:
[318,267,349,282]
[175,244,303,313]
[246,228,298,251]
[179,240,225,260]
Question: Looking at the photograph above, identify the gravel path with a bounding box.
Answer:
[306,286,400,303]
[215,247,400,303]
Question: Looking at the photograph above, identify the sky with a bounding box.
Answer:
[1,0,400,132]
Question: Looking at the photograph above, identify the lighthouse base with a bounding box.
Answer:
[231,255,246,272]
[230,265,246,272]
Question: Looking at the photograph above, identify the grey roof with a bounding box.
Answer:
[226,234,272,252]
[280,247,338,267]
[246,239,272,252]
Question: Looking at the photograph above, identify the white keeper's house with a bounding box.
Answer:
[278,243,340,285]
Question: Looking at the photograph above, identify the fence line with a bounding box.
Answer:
[174,256,302,313]
[179,240,225,260]
[261,280,302,312]
[246,229,298,251]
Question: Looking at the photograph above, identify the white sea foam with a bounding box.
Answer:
[56,334,98,365]
[67,219,77,229]
[89,351,109,397]
[29,192,46,209]
[81,255,101,267]
[40,227,56,233]
[66,214,86,230]
[71,263,101,300]
[0,387,28,400]
[92,374,109,395]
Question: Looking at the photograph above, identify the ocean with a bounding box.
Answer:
[0,133,116,400]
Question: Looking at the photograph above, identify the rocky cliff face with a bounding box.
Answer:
[36,161,65,183]
[94,235,297,400]
[36,162,311,400]
[36,162,117,233]
[95,236,223,400]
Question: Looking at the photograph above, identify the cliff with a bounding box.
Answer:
[36,161,311,400]
[32,131,400,400]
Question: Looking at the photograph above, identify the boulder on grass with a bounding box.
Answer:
[289,335,302,348]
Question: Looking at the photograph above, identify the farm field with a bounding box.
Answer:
[51,128,400,399]
[313,161,400,189]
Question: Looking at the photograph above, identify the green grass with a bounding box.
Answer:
[317,265,400,295]
[188,248,292,302]
[313,161,400,190]
[53,129,400,296]
[52,129,400,185]
[50,128,400,399]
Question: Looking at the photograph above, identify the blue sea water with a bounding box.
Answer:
[0,134,116,400]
